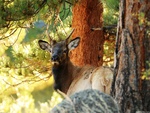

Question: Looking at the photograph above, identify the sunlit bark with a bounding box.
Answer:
[71,0,103,67]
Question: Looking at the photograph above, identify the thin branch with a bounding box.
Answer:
[91,25,117,31]
[6,28,22,47]
[57,16,68,36]
[0,28,17,40]
[65,0,73,5]
[91,27,103,31]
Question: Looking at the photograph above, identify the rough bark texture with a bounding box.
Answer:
[71,0,103,67]
[112,0,150,113]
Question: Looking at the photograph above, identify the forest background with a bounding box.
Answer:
[0,0,149,113]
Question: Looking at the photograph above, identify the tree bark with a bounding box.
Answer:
[112,0,150,112]
[71,0,103,67]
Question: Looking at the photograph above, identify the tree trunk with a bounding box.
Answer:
[71,0,103,67]
[112,0,150,112]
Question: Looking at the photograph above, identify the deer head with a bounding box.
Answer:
[38,30,80,66]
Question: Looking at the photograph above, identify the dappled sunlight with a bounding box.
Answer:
[0,76,62,113]
[0,27,62,113]
[23,45,31,55]
[103,40,115,66]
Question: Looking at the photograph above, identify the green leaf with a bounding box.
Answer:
[59,2,72,21]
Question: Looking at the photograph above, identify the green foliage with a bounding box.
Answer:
[102,0,119,11]
[22,21,46,43]
[5,46,15,62]
[101,0,119,25]
[0,0,74,40]
[59,1,72,21]
[0,0,46,37]
[103,37,115,66]
[0,27,54,112]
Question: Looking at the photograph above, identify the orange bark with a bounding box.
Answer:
[71,0,103,67]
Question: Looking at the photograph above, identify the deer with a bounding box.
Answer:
[38,30,113,96]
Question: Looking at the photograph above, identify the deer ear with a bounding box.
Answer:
[38,40,52,52]
[68,37,80,50]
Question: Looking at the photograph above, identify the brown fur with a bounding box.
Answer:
[51,57,113,96]
[38,36,113,96]
[66,65,113,96]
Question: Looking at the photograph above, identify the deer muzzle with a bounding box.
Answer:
[51,54,59,61]
[51,54,60,65]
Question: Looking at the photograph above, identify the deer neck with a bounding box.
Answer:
[52,59,79,94]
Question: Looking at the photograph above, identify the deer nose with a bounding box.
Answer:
[51,55,59,61]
